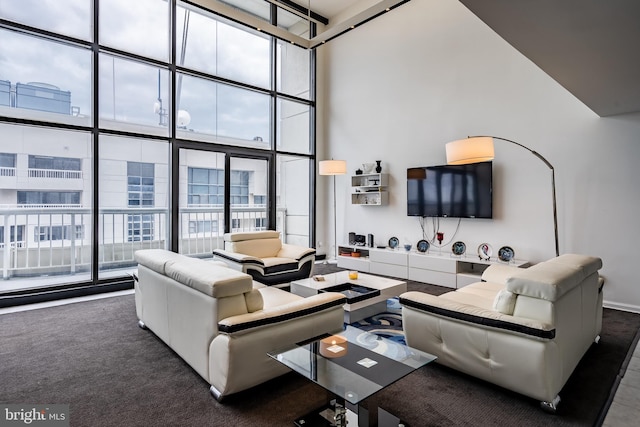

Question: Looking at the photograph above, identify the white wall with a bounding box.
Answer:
[316,0,640,312]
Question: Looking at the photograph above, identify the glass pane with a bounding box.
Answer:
[277,7,310,38]
[230,157,267,233]
[276,154,309,246]
[177,3,271,89]
[179,149,226,256]
[277,41,310,99]
[277,99,310,154]
[99,135,169,279]
[0,123,92,293]
[217,0,271,22]
[176,74,271,148]
[99,54,169,136]
[0,29,92,125]
[99,0,169,62]
[0,0,91,41]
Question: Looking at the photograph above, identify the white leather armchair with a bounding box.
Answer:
[212,231,316,287]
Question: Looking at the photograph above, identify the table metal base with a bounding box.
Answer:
[294,399,407,427]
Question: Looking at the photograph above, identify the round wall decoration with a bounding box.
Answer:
[477,243,493,260]
[498,246,515,262]
[452,241,466,256]
[417,239,430,253]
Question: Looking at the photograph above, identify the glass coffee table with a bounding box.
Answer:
[268,325,436,426]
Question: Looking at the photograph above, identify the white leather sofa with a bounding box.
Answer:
[212,231,316,287]
[134,249,345,400]
[400,254,603,412]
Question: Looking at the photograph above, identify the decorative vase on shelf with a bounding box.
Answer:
[436,232,444,255]
[375,160,382,173]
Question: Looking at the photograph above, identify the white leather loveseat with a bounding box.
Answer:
[134,249,346,400]
[400,254,603,412]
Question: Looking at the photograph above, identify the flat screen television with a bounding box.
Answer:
[407,161,492,218]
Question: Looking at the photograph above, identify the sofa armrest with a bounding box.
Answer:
[399,291,555,339]
[218,293,346,334]
[277,243,316,261]
[213,249,264,266]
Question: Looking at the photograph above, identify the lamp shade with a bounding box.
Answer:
[446,137,495,165]
[319,160,347,176]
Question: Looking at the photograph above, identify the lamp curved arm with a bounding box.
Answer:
[469,135,554,170]
[469,135,559,257]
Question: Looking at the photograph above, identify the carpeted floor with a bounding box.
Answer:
[1,267,639,426]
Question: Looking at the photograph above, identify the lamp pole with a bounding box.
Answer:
[319,160,347,263]
[470,135,559,257]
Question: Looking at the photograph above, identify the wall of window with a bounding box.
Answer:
[0,0,315,298]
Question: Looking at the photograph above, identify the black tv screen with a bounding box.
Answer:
[407,161,492,218]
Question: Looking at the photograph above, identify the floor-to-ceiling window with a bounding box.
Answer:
[0,0,316,302]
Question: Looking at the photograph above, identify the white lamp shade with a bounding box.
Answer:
[446,137,495,165]
[319,160,347,176]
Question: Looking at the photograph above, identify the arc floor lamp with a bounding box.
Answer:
[319,159,347,263]
[445,136,559,257]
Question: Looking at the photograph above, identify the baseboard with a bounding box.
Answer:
[603,300,640,314]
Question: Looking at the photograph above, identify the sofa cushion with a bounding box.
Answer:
[481,264,523,284]
[439,290,495,311]
[492,289,517,314]
[165,259,253,297]
[244,289,264,312]
[277,244,316,261]
[227,238,282,259]
[134,249,186,275]
[507,262,582,302]
[259,286,303,309]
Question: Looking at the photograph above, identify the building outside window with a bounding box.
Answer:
[0,152,16,177]
[17,191,81,206]
[127,162,155,242]
[0,225,25,248]
[187,167,224,205]
[35,225,83,242]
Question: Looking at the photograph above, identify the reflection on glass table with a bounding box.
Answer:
[268,325,437,426]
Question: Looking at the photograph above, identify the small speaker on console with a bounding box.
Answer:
[348,232,356,245]
[367,234,374,247]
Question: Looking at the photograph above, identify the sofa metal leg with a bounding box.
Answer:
[540,395,561,413]
[137,319,147,330]
[210,385,224,402]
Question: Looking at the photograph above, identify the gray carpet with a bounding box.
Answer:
[1,269,639,426]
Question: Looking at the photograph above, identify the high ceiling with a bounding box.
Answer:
[311,0,640,117]
[459,0,640,117]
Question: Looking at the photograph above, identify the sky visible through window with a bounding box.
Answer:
[0,0,275,141]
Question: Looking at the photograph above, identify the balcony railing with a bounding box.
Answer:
[0,205,287,281]
[0,167,16,177]
[28,168,82,179]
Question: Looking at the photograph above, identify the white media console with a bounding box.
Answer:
[336,245,528,289]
